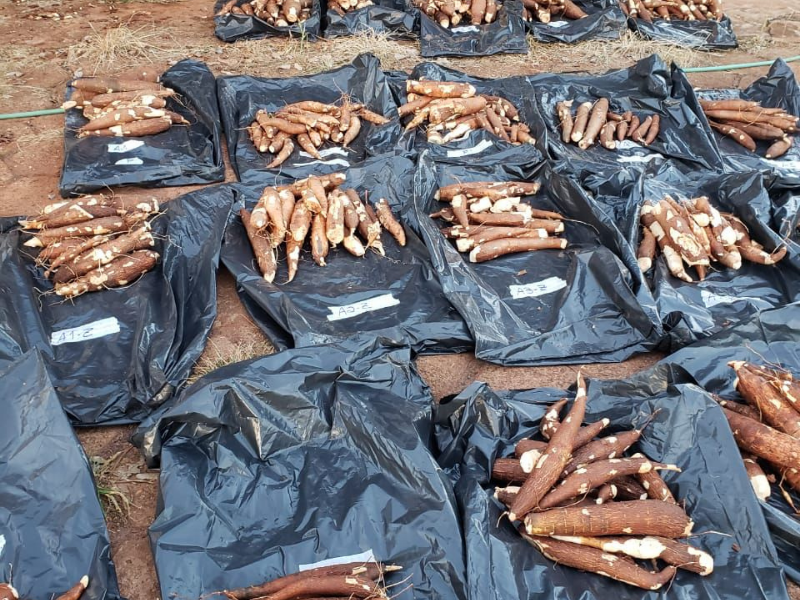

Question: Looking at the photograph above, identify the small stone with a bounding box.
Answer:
[278,64,291,70]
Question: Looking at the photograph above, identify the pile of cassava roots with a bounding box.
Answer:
[557,98,660,150]
[64,70,188,139]
[700,99,798,159]
[619,0,724,21]
[241,173,406,283]
[522,0,587,24]
[0,577,89,600]
[327,0,374,16]
[713,361,800,509]
[248,98,389,168]
[20,196,160,298]
[413,0,499,27]
[399,80,536,146]
[430,181,569,263]
[216,0,313,24]
[216,562,401,600]
[492,373,713,590]
[637,195,787,282]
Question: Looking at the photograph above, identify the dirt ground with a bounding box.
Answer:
[1,0,799,598]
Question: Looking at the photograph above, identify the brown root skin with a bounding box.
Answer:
[24,216,128,247]
[55,250,158,298]
[636,467,677,504]
[375,199,406,246]
[469,237,566,262]
[241,209,277,283]
[525,499,694,538]
[509,374,588,521]
[611,476,649,500]
[563,430,642,477]
[731,361,800,437]
[406,80,477,99]
[0,584,18,600]
[570,102,593,143]
[491,457,528,483]
[242,574,380,600]
[714,396,762,421]
[55,577,89,600]
[637,227,656,272]
[742,454,771,502]
[514,438,548,458]
[538,457,662,510]
[311,213,329,267]
[549,535,714,575]
[524,535,678,590]
[579,98,609,149]
[723,407,800,470]
[556,100,574,144]
[765,136,793,159]
[709,120,757,152]
[539,398,567,440]
[547,419,611,451]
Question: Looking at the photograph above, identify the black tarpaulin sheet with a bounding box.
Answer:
[213,0,322,42]
[409,152,662,365]
[138,341,467,599]
[620,161,800,350]
[217,54,403,183]
[417,0,528,57]
[59,60,225,197]
[323,0,417,37]
[220,155,472,353]
[696,59,800,191]
[0,351,124,600]
[658,303,800,583]
[628,14,737,51]
[388,63,544,167]
[433,369,789,600]
[0,186,233,425]
[527,0,626,43]
[528,54,723,196]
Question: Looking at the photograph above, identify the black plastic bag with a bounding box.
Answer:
[657,303,800,582]
[527,0,626,43]
[434,369,790,600]
[59,60,225,197]
[220,155,473,353]
[696,59,800,191]
[527,54,723,196]
[138,340,467,600]
[0,186,233,426]
[417,0,528,57]
[628,14,737,50]
[323,0,417,37]
[217,54,403,183]
[620,161,800,349]
[388,63,544,167]
[0,351,124,600]
[409,152,662,365]
[214,0,322,42]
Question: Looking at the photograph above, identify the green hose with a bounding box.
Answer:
[0,108,65,120]
[684,55,800,73]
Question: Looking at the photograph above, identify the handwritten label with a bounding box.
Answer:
[451,25,479,33]
[547,20,569,28]
[299,550,376,572]
[115,157,144,166]
[108,140,144,153]
[765,159,800,172]
[700,290,770,309]
[297,147,350,168]
[327,294,399,322]
[446,139,494,158]
[510,277,567,300]
[51,317,120,346]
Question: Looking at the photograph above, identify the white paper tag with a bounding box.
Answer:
[108,140,144,153]
[327,294,399,321]
[115,157,144,166]
[297,147,350,168]
[451,25,479,33]
[0,534,5,555]
[446,139,494,158]
[700,290,771,309]
[50,317,120,346]
[299,550,376,572]
[765,159,800,171]
[509,277,567,300]
[547,20,569,28]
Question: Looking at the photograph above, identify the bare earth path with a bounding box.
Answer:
[0,1,798,598]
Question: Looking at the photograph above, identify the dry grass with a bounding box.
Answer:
[66,23,187,73]
[14,127,62,149]
[189,338,275,384]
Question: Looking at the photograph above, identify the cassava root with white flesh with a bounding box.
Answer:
[486,373,709,588]
[242,173,405,283]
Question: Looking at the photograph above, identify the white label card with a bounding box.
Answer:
[547,20,569,28]
[510,277,567,300]
[108,140,145,153]
[299,550,376,572]
[451,25,479,33]
[51,317,121,346]
[115,157,144,166]
[327,294,399,321]
[446,139,494,158]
